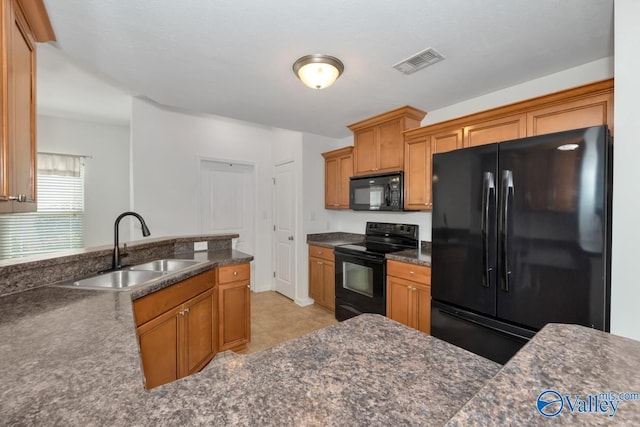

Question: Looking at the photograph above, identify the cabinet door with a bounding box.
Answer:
[219,280,251,351]
[324,157,339,208]
[1,1,37,213]
[337,154,352,208]
[354,128,377,175]
[432,128,463,154]
[526,92,614,136]
[414,284,431,335]
[386,276,413,327]
[321,260,335,311]
[464,114,526,147]
[184,289,216,375]
[377,119,404,172]
[309,256,323,302]
[404,136,430,210]
[137,306,182,389]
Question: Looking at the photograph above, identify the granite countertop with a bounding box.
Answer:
[447,323,640,426]
[0,279,499,426]
[2,271,640,425]
[386,246,432,267]
[306,232,364,249]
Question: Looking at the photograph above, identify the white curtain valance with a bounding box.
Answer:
[37,153,84,177]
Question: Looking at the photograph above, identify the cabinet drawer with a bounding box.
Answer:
[308,245,334,262]
[133,269,215,327]
[387,260,431,285]
[218,263,251,284]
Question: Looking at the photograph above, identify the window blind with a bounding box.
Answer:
[0,153,85,259]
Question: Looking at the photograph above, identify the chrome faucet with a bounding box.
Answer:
[113,211,151,270]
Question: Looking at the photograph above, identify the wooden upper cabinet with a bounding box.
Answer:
[464,114,526,147]
[432,128,463,154]
[403,127,461,211]
[322,146,353,209]
[526,91,614,136]
[0,0,55,213]
[377,119,404,171]
[404,135,430,210]
[349,106,426,176]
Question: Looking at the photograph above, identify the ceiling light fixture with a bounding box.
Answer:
[293,54,344,90]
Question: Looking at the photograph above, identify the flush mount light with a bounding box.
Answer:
[293,54,344,90]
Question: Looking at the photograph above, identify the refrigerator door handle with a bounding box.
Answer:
[481,172,495,288]
[500,170,514,292]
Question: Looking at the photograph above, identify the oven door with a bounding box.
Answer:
[334,251,386,319]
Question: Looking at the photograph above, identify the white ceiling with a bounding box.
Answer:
[40,0,614,138]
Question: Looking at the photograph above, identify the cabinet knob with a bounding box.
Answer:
[184,307,190,313]
[233,271,238,276]
[8,194,27,202]
[247,284,251,289]
[409,271,415,275]
[317,261,322,265]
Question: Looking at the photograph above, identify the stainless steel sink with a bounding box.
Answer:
[71,270,164,290]
[58,258,209,291]
[128,259,202,272]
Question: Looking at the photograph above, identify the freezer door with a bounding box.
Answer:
[431,300,534,365]
[496,126,610,330]
[432,143,498,316]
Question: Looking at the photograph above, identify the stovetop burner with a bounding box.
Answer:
[334,222,419,257]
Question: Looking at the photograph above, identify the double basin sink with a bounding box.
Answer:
[62,259,209,291]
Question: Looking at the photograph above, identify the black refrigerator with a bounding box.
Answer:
[431,125,612,364]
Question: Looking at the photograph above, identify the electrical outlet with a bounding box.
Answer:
[194,241,208,251]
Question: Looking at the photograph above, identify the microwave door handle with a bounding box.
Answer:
[385,184,391,206]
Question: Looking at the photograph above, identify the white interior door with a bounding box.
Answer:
[274,162,295,299]
[199,159,255,284]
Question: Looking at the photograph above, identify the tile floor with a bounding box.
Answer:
[246,291,337,354]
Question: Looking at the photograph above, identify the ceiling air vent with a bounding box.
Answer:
[393,48,445,75]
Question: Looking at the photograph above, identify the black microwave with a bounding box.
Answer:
[349,171,404,211]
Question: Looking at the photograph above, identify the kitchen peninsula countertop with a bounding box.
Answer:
[2,272,640,426]
[0,270,501,425]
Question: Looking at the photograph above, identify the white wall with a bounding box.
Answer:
[131,98,282,292]
[422,57,614,126]
[611,0,640,340]
[37,115,131,247]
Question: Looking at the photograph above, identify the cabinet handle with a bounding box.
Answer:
[8,194,27,202]
[317,261,323,265]
[179,310,184,316]
[184,307,190,313]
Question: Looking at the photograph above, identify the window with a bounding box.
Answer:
[0,153,85,259]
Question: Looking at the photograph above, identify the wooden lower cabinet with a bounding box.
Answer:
[218,263,251,352]
[308,245,335,311]
[386,260,431,334]
[134,270,217,389]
